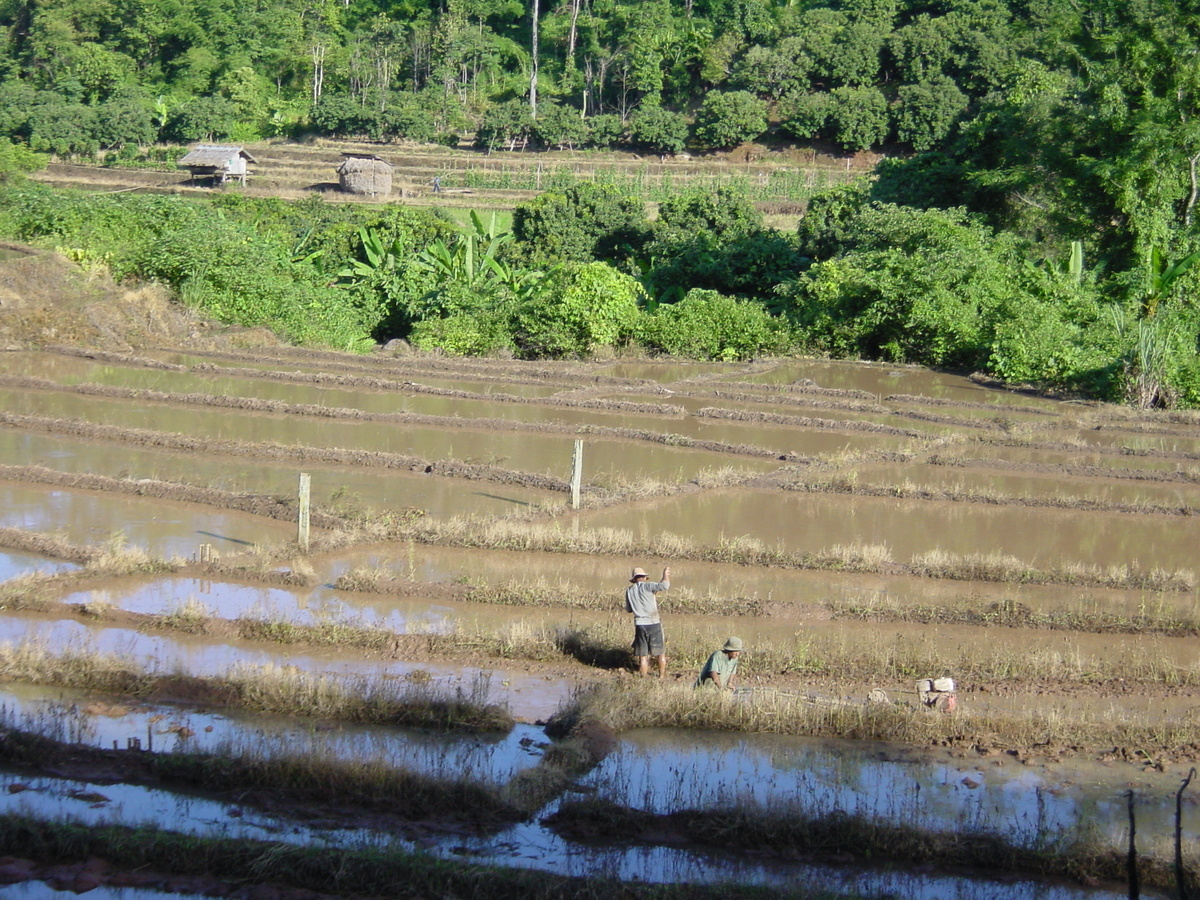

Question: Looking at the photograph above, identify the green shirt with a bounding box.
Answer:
[696,650,739,688]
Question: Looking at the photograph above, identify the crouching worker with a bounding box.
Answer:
[696,636,743,690]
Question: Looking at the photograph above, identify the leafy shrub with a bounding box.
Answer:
[381,100,435,142]
[408,312,515,356]
[894,79,968,151]
[0,139,47,183]
[629,106,689,156]
[311,94,380,139]
[532,100,587,150]
[28,101,98,155]
[475,100,534,151]
[693,90,768,150]
[512,261,643,358]
[655,185,762,243]
[585,114,625,148]
[164,96,236,143]
[513,182,647,264]
[638,289,792,360]
[779,92,831,141]
[827,86,889,150]
[781,203,1052,367]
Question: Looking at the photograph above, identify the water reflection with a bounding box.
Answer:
[581,487,1200,574]
[0,550,76,582]
[0,482,292,558]
[0,684,544,783]
[0,766,1156,900]
[0,619,570,723]
[59,577,459,633]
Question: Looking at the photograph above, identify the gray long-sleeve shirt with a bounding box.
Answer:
[625,580,668,625]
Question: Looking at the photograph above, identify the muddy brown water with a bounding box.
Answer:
[0,387,780,482]
[3,352,913,455]
[579,486,1200,575]
[965,443,1200,477]
[735,360,1067,408]
[0,764,1147,900]
[849,462,1200,508]
[0,683,544,782]
[0,430,555,517]
[0,481,293,558]
[44,568,1200,726]
[0,549,75,582]
[0,678,1173,900]
[7,348,1200,895]
[0,616,569,722]
[321,540,1200,626]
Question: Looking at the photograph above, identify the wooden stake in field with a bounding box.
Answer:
[570,439,583,510]
[298,472,311,552]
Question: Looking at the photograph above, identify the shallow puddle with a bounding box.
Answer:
[0,430,555,517]
[0,753,1159,900]
[608,390,952,437]
[973,444,1200,477]
[735,360,1063,408]
[590,727,1199,850]
[0,683,545,783]
[580,487,1200,575]
[1050,427,1200,455]
[596,361,752,382]
[849,462,1200,508]
[0,387,776,483]
[319,540,1200,626]
[0,481,293,558]
[0,883,203,900]
[0,619,569,723]
[0,549,75,582]
[60,576,460,633]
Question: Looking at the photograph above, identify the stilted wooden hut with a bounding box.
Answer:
[337,153,393,198]
[178,145,256,186]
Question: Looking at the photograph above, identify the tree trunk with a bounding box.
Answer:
[530,0,539,118]
[311,42,326,104]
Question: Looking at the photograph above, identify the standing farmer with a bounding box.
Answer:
[626,565,670,677]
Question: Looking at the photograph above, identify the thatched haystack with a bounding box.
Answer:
[337,153,393,197]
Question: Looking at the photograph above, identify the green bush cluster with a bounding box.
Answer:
[638,290,794,361]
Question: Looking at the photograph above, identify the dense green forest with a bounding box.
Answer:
[1,0,1200,407]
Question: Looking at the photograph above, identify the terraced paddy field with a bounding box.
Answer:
[4,344,1200,900]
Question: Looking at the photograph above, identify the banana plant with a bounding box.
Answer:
[415,210,513,289]
[1141,244,1200,319]
[337,226,405,281]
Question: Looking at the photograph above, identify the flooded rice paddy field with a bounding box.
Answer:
[2,346,1200,898]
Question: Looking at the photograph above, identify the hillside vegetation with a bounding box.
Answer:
[0,1,1198,407]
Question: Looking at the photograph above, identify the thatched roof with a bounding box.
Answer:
[178,145,257,167]
[337,153,392,196]
[336,153,393,174]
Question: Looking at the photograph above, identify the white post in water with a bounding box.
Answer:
[298,473,311,552]
[570,439,583,510]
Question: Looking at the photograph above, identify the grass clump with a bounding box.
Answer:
[544,798,1128,887]
[0,640,513,732]
[160,596,214,633]
[553,679,1200,755]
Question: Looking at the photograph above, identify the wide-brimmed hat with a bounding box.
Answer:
[723,636,744,652]
[630,567,648,583]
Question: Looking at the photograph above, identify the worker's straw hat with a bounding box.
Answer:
[630,567,648,583]
[723,636,744,652]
